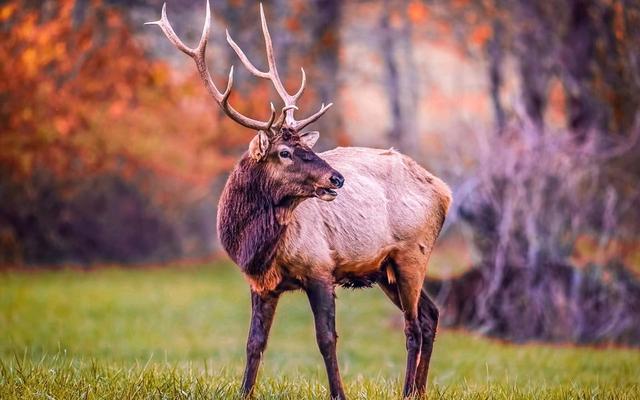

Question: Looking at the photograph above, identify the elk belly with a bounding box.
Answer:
[331,247,396,288]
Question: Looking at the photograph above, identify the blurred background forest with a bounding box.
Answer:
[2,0,640,345]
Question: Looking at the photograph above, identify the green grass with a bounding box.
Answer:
[1,262,639,399]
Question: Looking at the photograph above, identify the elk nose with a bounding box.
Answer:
[330,173,344,188]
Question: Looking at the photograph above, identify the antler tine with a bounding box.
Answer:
[145,3,194,57]
[259,3,292,104]
[292,67,306,102]
[264,102,277,135]
[274,105,299,129]
[226,5,305,106]
[224,3,332,131]
[225,29,270,79]
[293,103,334,131]
[146,1,275,131]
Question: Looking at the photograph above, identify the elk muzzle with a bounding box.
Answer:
[315,171,344,201]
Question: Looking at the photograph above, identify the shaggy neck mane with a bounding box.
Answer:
[217,155,297,277]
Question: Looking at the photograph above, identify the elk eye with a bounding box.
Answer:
[279,150,291,159]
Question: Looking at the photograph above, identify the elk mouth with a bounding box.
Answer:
[314,187,338,201]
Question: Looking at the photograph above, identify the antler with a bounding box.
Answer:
[226,3,333,131]
[145,1,276,132]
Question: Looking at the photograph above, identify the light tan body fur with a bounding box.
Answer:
[272,147,452,289]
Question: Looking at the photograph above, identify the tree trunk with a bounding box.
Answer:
[380,0,419,157]
[309,0,343,146]
[487,19,505,134]
[561,0,602,140]
[514,1,552,130]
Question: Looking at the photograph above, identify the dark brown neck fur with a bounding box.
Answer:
[217,154,297,276]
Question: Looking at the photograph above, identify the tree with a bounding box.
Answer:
[0,0,243,265]
[423,0,640,345]
[380,0,420,156]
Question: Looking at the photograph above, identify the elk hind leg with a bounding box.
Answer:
[415,288,439,395]
[386,250,427,397]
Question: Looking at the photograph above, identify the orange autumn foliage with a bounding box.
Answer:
[0,0,268,188]
[407,1,428,23]
[1,1,148,176]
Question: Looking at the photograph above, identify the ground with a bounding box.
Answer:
[1,262,639,399]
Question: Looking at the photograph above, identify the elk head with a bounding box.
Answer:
[146,2,343,201]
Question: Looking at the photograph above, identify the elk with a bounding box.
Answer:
[147,2,452,399]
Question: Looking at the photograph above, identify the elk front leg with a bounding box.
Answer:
[241,290,280,397]
[306,281,346,400]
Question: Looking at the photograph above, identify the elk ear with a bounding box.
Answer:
[249,130,270,161]
[299,131,319,148]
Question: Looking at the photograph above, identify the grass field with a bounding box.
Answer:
[1,262,639,399]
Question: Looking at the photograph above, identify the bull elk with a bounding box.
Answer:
[147,2,452,398]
